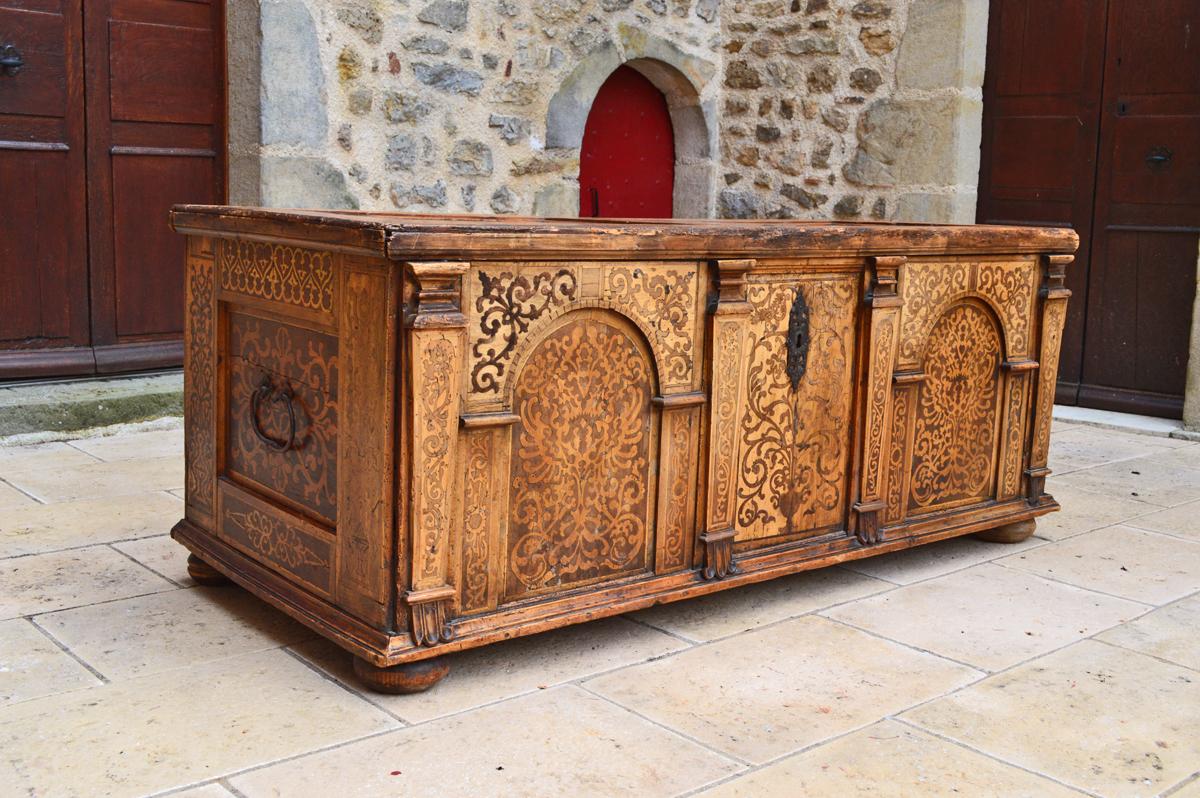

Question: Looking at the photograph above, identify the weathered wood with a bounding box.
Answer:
[186,554,231,587]
[170,207,1076,693]
[353,655,450,694]
[973,519,1037,544]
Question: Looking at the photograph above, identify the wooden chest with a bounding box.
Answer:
[170,207,1076,693]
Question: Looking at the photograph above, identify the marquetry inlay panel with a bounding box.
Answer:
[909,302,1003,512]
[463,261,705,408]
[898,257,1038,368]
[735,275,859,541]
[219,239,336,314]
[504,315,655,600]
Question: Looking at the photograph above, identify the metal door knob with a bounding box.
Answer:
[1145,147,1173,169]
[0,44,23,76]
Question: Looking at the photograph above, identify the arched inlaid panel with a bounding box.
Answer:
[505,314,656,600]
[909,302,1004,512]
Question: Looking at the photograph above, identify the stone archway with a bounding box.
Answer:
[541,28,717,219]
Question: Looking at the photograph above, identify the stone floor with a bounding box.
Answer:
[1,418,1199,798]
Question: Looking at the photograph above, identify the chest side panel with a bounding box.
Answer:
[888,256,1040,521]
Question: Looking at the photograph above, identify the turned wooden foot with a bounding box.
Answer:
[973,519,1036,544]
[187,554,232,586]
[353,656,450,694]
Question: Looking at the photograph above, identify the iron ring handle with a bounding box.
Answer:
[250,374,299,453]
[0,45,24,76]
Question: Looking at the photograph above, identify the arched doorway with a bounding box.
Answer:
[578,65,675,219]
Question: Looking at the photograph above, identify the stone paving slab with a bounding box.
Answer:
[0,418,1197,797]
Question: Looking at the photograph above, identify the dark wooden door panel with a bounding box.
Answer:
[0,0,90,376]
[0,4,67,116]
[112,154,214,337]
[84,0,223,369]
[108,18,216,125]
[1081,0,1200,417]
[976,0,1108,399]
[1082,230,1196,402]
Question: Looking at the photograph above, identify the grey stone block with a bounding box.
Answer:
[261,1,327,147]
[261,156,359,210]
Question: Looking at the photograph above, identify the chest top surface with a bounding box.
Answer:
[171,206,1078,262]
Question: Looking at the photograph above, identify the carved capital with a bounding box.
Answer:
[712,258,754,314]
[405,586,456,647]
[868,255,905,308]
[406,261,469,328]
[853,500,886,546]
[1041,254,1073,299]
[700,528,739,580]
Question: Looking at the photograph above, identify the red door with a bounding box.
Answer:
[978,0,1199,418]
[578,65,675,219]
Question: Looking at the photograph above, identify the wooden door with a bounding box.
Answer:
[578,65,675,219]
[979,0,1199,418]
[976,0,1107,405]
[1079,0,1200,416]
[83,0,224,373]
[0,0,91,376]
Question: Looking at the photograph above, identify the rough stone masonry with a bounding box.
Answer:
[241,0,987,223]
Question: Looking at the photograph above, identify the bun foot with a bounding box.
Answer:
[187,554,232,586]
[974,519,1036,544]
[353,656,449,694]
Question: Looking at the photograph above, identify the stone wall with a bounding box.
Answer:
[716,0,987,222]
[239,0,987,222]
[251,0,723,216]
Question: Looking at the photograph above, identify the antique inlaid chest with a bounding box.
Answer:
[170,207,1076,692]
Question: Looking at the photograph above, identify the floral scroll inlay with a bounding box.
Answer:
[900,259,1038,366]
[185,252,215,516]
[604,266,697,388]
[710,323,743,529]
[230,508,328,570]
[461,431,493,612]
[471,268,578,393]
[506,319,652,597]
[736,278,856,538]
[417,337,456,584]
[660,411,695,571]
[910,303,1003,509]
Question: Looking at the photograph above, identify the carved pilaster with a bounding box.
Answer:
[885,370,924,524]
[654,392,705,575]
[702,260,754,579]
[183,236,217,529]
[403,261,468,646]
[457,410,518,614]
[854,256,905,546]
[998,359,1038,501]
[1026,254,1072,504]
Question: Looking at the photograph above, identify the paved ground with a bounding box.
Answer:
[1,417,1198,797]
